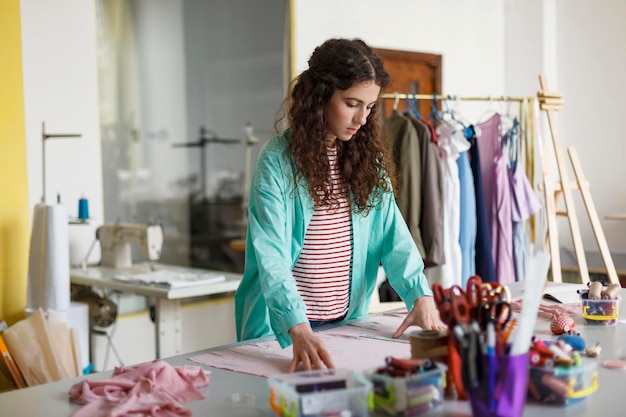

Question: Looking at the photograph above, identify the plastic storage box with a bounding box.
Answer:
[581,297,620,325]
[367,363,446,416]
[268,369,372,417]
[527,359,598,405]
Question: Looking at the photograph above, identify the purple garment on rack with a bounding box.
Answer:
[493,150,515,285]
[509,162,541,223]
[476,114,502,229]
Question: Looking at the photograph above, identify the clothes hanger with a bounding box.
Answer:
[428,94,443,124]
[404,90,412,115]
[443,95,473,137]
[392,92,400,111]
[476,96,498,124]
[499,97,516,133]
[411,87,422,119]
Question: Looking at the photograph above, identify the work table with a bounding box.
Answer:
[1,287,625,416]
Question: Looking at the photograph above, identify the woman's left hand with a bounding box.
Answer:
[392,295,447,338]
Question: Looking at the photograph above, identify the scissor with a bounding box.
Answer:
[465,275,483,316]
[448,285,482,391]
[432,283,454,326]
[479,283,512,304]
[449,285,472,326]
[477,301,512,333]
[432,283,470,399]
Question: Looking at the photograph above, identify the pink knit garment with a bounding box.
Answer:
[68,359,210,417]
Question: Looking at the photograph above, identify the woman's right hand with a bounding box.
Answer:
[288,323,335,372]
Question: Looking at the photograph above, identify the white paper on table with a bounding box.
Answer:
[113,270,225,288]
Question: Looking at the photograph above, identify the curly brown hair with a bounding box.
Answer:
[276,38,396,214]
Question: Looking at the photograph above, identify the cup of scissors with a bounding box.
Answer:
[433,276,528,417]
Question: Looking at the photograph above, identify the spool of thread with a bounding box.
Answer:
[78,197,89,220]
[588,281,603,300]
[602,283,622,300]
[540,373,569,397]
[409,329,449,362]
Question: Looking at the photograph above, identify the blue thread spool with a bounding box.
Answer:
[78,197,89,220]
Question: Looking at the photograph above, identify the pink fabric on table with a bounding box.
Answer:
[189,312,416,377]
[69,359,210,417]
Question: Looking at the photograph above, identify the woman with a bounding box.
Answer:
[235,38,445,372]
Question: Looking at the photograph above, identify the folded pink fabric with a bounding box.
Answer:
[69,360,210,417]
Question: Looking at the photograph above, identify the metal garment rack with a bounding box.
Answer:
[537,74,618,284]
[380,93,527,102]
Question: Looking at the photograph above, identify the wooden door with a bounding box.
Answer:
[373,48,442,119]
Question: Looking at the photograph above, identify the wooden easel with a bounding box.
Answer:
[537,74,619,285]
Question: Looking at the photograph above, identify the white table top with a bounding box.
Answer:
[69,263,242,299]
[2,286,626,416]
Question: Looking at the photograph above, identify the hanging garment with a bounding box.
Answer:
[383,110,426,258]
[476,114,501,229]
[477,113,517,283]
[505,119,542,281]
[432,121,470,288]
[406,113,445,268]
[468,126,497,283]
[492,137,515,285]
[457,141,477,287]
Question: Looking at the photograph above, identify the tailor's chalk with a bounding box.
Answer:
[603,359,626,370]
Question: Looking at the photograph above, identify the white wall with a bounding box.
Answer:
[555,1,626,255]
[294,0,506,122]
[21,0,103,265]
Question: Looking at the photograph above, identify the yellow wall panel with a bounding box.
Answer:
[0,0,30,324]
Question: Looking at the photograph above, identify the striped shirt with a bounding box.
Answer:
[292,146,353,321]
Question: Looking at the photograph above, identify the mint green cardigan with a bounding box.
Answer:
[234,130,432,348]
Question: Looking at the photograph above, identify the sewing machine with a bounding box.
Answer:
[96,223,163,268]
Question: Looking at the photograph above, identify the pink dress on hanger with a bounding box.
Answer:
[477,114,515,284]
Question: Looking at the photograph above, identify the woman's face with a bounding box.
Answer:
[324,80,380,145]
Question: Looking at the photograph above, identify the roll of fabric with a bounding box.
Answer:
[26,203,70,320]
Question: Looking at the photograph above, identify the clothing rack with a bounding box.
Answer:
[380,85,618,285]
[380,93,528,102]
